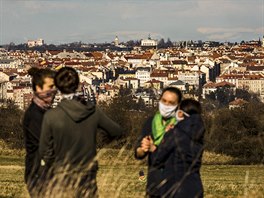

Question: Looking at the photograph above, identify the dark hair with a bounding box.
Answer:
[160,86,183,103]
[179,98,202,115]
[28,67,55,91]
[55,67,79,94]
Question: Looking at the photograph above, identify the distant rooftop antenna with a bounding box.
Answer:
[148,34,151,40]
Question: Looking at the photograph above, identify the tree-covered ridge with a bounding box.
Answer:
[1,90,263,163]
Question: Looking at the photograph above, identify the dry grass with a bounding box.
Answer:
[0,144,264,198]
[0,147,264,198]
[0,140,25,156]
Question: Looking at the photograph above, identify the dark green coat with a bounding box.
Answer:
[39,99,123,173]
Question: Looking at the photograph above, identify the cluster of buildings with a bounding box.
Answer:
[1,37,264,110]
[27,39,45,48]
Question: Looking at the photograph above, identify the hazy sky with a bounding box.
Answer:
[0,0,263,44]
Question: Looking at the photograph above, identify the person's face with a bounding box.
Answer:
[36,77,55,92]
[160,91,179,106]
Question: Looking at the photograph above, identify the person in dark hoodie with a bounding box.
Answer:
[150,99,205,198]
[39,67,124,197]
[135,87,182,197]
[23,67,57,197]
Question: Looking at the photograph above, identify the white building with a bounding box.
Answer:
[114,36,119,46]
[178,71,200,87]
[27,39,44,47]
[13,87,32,110]
[136,67,151,87]
[141,35,158,49]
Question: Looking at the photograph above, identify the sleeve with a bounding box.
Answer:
[152,130,176,167]
[134,117,152,160]
[39,113,55,168]
[97,107,124,137]
[23,109,41,154]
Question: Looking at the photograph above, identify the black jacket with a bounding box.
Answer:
[153,114,205,198]
[135,117,174,197]
[23,102,46,184]
[39,99,124,174]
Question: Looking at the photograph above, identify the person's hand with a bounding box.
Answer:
[165,124,174,132]
[141,136,151,152]
[148,137,157,152]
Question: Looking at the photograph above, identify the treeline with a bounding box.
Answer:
[0,89,263,164]
[203,101,264,164]
[0,103,24,148]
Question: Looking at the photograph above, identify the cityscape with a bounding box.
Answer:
[0,35,264,110]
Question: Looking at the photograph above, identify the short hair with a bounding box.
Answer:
[160,86,183,103]
[28,67,55,91]
[179,98,202,115]
[55,67,79,94]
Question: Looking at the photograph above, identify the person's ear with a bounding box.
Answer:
[36,85,42,92]
[178,110,184,118]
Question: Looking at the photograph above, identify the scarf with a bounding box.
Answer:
[33,89,57,110]
[62,92,88,105]
[152,111,177,145]
[62,92,83,100]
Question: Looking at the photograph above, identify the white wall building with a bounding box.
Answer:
[141,36,158,49]
[136,67,151,87]
[27,39,44,47]
[178,71,200,86]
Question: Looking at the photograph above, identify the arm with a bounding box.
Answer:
[135,136,153,159]
[39,113,54,168]
[135,117,152,159]
[97,107,124,137]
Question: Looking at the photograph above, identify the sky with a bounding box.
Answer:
[0,0,264,45]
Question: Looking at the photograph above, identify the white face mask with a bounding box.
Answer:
[175,110,190,122]
[159,101,177,118]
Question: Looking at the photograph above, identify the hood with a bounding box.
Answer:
[58,99,95,122]
[177,114,205,142]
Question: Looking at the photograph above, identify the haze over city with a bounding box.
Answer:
[0,0,264,45]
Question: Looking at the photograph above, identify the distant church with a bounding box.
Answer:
[114,36,119,46]
[141,34,158,50]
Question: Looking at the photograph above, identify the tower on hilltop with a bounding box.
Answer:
[114,36,119,46]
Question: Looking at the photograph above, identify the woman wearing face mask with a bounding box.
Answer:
[151,99,205,198]
[135,87,182,198]
[23,67,57,197]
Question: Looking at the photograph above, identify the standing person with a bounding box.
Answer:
[135,87,182,197]
[151,99,205,198]
[39,67,124,197]
[23,67,57,197]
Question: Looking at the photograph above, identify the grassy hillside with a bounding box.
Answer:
[0,150,264,198]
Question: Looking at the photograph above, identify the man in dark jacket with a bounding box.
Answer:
[151,99,205,198]
[39,67,124,197]
[23,67,56,197]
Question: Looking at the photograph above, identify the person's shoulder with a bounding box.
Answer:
[145,116,154,124]
[24,102,40,118]
[44,106,63,119]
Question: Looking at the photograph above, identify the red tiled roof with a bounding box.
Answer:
[215,81,235,87]
[125,53,153,60]
[91,52,103,60]
[204,81,235,88]
[48,50,62,55]
[145,79,162,83]
[150,72,168,78]
[229,98,248,106]
[160,61,171,65]
[172,60,188,65]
